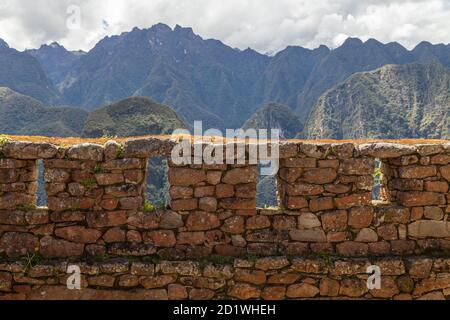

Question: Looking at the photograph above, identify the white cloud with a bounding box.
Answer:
[0,0,449,53]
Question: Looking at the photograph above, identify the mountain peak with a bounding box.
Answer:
[365,38,383,46]
[49,41,62,48]
[150,23,172,33]
[414,40,433,50]
[174,24,194,34]
[39,41,67,52]
[341,37,363,47]
[0,38,9,49]
[317,44,330,51]
[285,45,308,52]
[242,47,259,55]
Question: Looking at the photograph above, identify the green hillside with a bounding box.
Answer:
[81,96,186,138]
[304,61,449,139]
[242,103,302,139]
[0,87,87,137]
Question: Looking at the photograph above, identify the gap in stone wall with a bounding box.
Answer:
[37,159,47,207]
[256,161,278,208]
[146,156,169,208]
[372,158,391,203]
[372,158,382,201]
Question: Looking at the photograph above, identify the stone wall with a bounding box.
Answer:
[1,257,449,300]
[0,158,37,210]
[0,138,449,300]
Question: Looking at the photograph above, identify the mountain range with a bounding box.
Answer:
[0,23,449,139]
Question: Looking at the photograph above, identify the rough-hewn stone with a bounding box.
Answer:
[408,221,450,238]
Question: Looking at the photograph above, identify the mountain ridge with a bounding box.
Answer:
[0,39,60,105]
[16,24,449,131]
[0,87,87,137]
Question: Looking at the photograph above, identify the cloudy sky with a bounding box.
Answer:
[0,0,449,54]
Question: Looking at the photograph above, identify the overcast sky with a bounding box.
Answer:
[0,0,449,54]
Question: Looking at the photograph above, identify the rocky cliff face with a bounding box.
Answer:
[26,42,85,85]
[55,24,270,129]
[305,61,450,140]
[0,40,60,105]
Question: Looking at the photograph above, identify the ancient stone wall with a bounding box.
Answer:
[0,138,449,300]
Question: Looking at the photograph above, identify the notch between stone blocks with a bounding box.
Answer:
[145,156,169,212]
[256,160,279,209]
[372,158,391,205]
